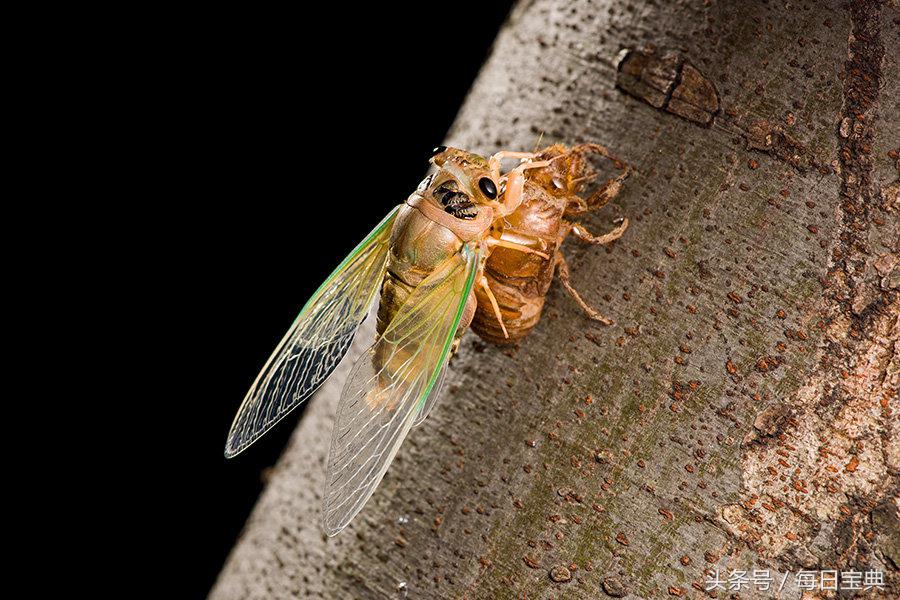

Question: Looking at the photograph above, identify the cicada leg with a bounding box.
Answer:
[489,150,541,182]
[478,273,509,339]
[554,251,613,326]
[486,235,550,259]
[582,167,630,211]
[565,144,632,214]
[564,218,629,246]
[500,159,552,216]
[553,217,627,325]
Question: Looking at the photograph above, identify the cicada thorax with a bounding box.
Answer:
[377,203,478,340]
[376,153,497,361]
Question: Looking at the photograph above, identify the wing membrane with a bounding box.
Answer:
[323,243,478,535]
[413,356,448,427]
[224,206,400,457]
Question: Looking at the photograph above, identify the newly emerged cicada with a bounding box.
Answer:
[472,143,630,343]
[225,146,554,535]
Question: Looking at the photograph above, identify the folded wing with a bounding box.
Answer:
[412,357,448,428]
[323,243,478,535]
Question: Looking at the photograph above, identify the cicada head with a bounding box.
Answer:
[420,146,500,220]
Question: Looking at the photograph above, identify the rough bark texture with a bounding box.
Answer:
[211,1,898,598]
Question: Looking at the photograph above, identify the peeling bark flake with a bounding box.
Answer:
[616,47,719,126]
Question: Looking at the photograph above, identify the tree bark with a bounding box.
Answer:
[211,1,898,598]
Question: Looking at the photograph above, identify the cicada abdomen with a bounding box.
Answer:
[472,144,631,345]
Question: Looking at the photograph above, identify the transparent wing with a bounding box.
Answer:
[224,206,400,458]
[323,243,479,535]
[412,356,449,428]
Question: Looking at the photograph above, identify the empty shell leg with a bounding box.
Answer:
[479,275,509,339]
[581,166,631,211]
[554,251,613,325]
[567,218,629,246]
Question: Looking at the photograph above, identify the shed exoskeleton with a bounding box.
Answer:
[472,143,630,344]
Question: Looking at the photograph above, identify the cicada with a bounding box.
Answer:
[225,146,553,535]
[472,143,630,343]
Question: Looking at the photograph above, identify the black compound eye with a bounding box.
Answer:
[430,145,447,157]
[478,177,498,199]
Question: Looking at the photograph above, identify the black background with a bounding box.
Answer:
[146,4,516,596]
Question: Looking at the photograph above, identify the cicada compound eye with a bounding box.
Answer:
[478,177,498,199]
[430,145,447,158]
